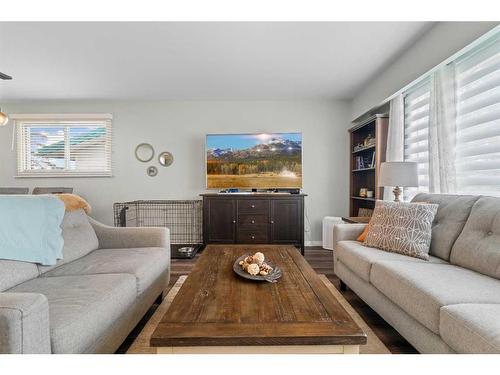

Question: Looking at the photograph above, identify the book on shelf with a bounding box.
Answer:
[354,151,375,170]
[355,156,363,169]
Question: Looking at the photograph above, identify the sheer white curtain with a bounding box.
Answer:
[428,64,457,194]
[386,64,458,199]
[383,95,405,200]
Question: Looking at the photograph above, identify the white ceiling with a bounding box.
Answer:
[0,22,433,101]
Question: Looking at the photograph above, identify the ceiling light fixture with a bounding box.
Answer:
[0,72,13,126]
[0,108,9,126]
[0,72,12,80]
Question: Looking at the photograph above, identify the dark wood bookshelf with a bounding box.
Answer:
[348,114,389,216]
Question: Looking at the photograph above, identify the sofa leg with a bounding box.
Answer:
[339,280,347,292]
[155,292,164,304]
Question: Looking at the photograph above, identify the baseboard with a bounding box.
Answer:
[305,240,323,247]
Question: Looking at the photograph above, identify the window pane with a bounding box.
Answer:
[29,127,66,170]
[17,117,112,177]
[69,126,108,171]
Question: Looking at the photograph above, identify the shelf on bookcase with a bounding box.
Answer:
[352,167,375,172]
[352,144,376,154]
[351,196,376,202]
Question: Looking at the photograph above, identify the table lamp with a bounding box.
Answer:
[378,161,418,202]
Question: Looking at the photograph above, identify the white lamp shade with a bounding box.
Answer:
[378,161,418,187]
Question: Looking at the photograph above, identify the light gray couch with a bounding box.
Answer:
[334,193,500,354]
[0,209,170,354]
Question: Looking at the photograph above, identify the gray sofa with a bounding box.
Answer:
[334,193,500,354]
[0,209,170,354]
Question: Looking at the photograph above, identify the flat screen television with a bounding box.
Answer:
[206,132,302,189]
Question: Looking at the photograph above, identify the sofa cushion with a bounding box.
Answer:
[38,209,99,274]
[0,260,39,292]
[42,247,169,295]
[335,240,447,282]
[450,196,500,279]
[363,200,438,260]
[8,274,136,354]
[370,261,500,334]
[440,304,500,354]
[411,193,479,261]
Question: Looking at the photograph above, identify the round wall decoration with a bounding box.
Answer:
[147,166,158,177]
[135,143,155,162]
[158,151,174,167]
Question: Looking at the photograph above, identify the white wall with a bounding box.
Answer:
[0,100,351,243]
[351,21,499,120]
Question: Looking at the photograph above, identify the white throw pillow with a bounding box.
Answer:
[364,200,438,260]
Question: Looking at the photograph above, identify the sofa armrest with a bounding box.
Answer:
[332,224,367,245]
[0,293,51,354]
[88,217,170,250]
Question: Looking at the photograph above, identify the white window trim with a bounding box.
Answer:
[10,113,113,121]
[13,113,113,178]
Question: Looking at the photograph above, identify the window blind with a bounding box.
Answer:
[16,114,112,177]
[455,37,500,196]
[404,81,431,193]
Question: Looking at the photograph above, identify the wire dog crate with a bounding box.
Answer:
[113,200,203,259]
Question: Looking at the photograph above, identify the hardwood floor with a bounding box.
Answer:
[117,246,418,354]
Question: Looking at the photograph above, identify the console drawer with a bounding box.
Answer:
[237,230,268,243]
[238,214,268,227]
[237,199,269,213]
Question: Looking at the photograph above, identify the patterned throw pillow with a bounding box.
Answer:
[363,200,438,260]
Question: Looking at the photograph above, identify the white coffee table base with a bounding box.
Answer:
[156,344,360,354]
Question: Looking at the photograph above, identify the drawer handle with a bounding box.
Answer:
[251,205,255,208]
[251,220,255,224]
[251,235,255,240]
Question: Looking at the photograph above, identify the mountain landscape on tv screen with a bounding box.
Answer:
[206,133,302,189]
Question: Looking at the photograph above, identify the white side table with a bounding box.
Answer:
[322,216,344,250]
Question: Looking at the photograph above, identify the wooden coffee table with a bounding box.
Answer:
[151,245,366,354]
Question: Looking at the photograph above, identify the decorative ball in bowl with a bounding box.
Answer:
[233,252,282,283]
